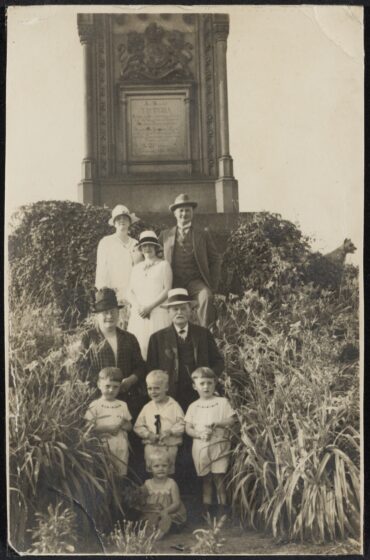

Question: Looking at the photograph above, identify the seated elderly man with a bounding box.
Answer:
[158,193,222,327]
[147,288,224,412]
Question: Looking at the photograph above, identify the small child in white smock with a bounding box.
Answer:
[84,367,132,477]
[134,370,185,474]
[185,367,236,518]
[139,448,186,538]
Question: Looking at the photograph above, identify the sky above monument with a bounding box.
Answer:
[6,5,363,262]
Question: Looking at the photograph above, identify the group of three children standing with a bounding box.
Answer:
[85,364,235,537]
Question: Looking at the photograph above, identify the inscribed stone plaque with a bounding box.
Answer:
[128,96,187,161]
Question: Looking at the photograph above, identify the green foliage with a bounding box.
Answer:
[215,267,360,543]
[9,301,125,552]
[8,207,360,550]
[222,213,357,296]
[190,514,227,554]
[28,502,77,554]
[222,213,311,298]
[8,201,157,327]
[105,520,161,554]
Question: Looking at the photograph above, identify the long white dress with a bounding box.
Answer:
[95,234,138,302]
[127,260,172,360]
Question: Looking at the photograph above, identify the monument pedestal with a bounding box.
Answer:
[138,211,252,252]
[79,176,239,213]
[78,181,99,206]
[215,178,239,213]
[77,13,239,213]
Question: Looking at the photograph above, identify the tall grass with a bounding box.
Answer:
[104,520,161,554]
[8,301,123,552]
[216,271,360,543]
[8,209,360,551]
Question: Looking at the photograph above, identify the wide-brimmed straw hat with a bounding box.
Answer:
[162,288,197,308]
[108,204,139,226]
[93,288,123,313]
[169,193,198,213]
[137,230,161,248]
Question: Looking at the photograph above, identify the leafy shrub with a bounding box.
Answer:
[104,520,160,554]
[28,502,77,554]
[222,213,356,296]
[8,201,158,327]
[190,514,227,554]
[222,213,311,298]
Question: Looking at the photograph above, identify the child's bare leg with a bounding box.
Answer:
[202,474,213,505]
[157,513,172,539]
[200,474,213,517]
[213,474,227,505]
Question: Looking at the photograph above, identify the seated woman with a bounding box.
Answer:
[127,231,172,360]
[79,287,146,419]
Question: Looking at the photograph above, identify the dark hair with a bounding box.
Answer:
[139,243,162,257]
[98,367,123,382]
[114,214,131,225]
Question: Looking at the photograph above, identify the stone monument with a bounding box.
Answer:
[77,13,239,214]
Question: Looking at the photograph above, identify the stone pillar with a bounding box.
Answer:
[214,14,233,179]
[213,14,238,213]
[77,15,98,204]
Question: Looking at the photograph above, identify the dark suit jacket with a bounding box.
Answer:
[146,323,224,399]
[158,226,222,292]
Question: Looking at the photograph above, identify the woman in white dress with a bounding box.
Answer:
[127,231,172,360]
[96,204,142,300]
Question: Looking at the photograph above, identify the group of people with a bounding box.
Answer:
[80,194,236,537]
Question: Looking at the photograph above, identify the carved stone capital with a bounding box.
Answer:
[213,13,229,42]
[77,14,95,45]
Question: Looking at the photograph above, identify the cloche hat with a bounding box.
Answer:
[162,288,197,308]
[93,288,123,313]
[109,204,139,226]
[169,193,198,213]
[137,230,161,248]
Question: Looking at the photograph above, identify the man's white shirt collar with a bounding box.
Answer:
[177,223,192,234]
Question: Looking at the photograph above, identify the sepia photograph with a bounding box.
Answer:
[6,5,363,555]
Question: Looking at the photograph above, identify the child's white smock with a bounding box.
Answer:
[185,396,235,476]
[85,398,131,476]
[134,397,184,474]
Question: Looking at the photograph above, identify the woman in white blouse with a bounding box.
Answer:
[127,231,173,360]
[95,205,142,309]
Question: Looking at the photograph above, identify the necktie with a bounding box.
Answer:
[154,414,161,435]
[179,328,187,340]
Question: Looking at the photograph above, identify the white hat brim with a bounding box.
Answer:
[161,299,198,308]
[109,212,140,226]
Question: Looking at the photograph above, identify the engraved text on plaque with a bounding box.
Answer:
[129,96,187,161]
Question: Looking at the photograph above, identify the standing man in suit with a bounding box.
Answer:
[158,193,222,327]
[147,288,224,412]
